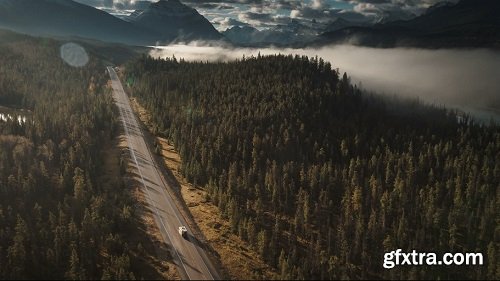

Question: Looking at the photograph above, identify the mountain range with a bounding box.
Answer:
[0,0,498,49]
[223,0,500,49]
[317,0,500,48]
[222,20,320,47]
[0,0,221,46]
[128,0,221,41]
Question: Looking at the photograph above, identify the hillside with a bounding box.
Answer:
[223,20,318,46]
[318,0,500,48]
[125,54,499,279]
[0,29,175,279]
[127,0,222,41]
[0,0,222,45]
[0,0,159,45]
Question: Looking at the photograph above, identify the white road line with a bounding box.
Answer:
[108,67,192,279]
[110,67,216,280]
[144,129,215,280]
[120,76,214,280]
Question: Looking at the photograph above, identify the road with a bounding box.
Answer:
[108,67,220,280]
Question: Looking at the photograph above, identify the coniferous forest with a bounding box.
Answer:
[126,54,499,280]
[0,34,139,279]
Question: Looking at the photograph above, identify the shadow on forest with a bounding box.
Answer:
[119,151,177,279]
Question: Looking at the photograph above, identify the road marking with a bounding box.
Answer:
[109,67,216,280]
[108,67,192,280]
[143,128,216,280]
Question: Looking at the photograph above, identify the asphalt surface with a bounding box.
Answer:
[108,67,220,280]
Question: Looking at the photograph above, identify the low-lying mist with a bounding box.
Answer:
[150,43,500,119]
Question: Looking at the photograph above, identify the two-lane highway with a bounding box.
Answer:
[108,66,219,280]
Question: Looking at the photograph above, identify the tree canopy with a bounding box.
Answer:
[126,54,499,280]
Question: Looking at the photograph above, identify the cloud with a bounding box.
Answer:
[272,0,303,10]
[78,0,459,32]
[74,0,152,9]
[216,17,250,28]
[148,43,500,119]
[237,11,291,27]
[242,11,273,20]
[294,7,339,20]
[348,0,391,3]
[193,2,236,10]
[312,0,329,9]
[291,5,371,23]
[285,1,372,23]
[344,0,459,19]
[353,3,379,14]
[290,9,301,18]
[182,0,264,4]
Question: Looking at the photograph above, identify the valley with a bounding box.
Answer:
[108,66,220,280]
[129,97,278,280]
[124,54,499,279]
[0,1,498,280]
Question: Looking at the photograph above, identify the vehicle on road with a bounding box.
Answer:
[179,226,188,238]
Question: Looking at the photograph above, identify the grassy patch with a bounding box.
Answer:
[130,98,277,280]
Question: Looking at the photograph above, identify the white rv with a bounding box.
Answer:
[178,226,188,238]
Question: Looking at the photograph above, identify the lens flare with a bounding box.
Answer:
[60,43,89,67]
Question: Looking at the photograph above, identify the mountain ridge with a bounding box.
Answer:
[128,0,222,41]
[0,0,159,45]
[317,0,500,48]
[0,0,222,45]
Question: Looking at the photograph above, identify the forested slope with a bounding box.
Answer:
[0,32,138,279]
[126,54,499,280]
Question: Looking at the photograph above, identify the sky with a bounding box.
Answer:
[75,0,457,31]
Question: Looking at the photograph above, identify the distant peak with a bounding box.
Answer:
[150,0,194,12]
[154,0,183,7]
[227,25,256,32]
[149,0,196,15]
[426,1,454,14]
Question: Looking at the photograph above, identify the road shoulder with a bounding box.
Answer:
[130,97,277,280]
[99,104,179,280]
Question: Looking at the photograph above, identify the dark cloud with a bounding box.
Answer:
[289,1,369,24]
[76,0,457,31]
[291,6,338,20]
[182,0,263,4]
[237,11,276,27]
[272,0,302,10]
[345,0,458,14]
[348,0,391,3]
[195,3,235,10]
[334,0,459,23]
[241,11,273,21]
[214,17,250,28]
[248,0,302,11]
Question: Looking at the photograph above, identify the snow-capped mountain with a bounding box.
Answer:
[128,0,222,42]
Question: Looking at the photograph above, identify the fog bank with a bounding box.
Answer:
[149,44,500,116]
